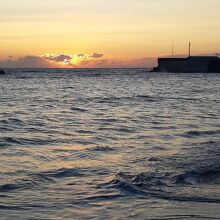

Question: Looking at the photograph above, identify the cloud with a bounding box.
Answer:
[44,54,72,63]
[77,57,156,68]
[0,53,157,68]
[0,55,56,68]
[89,53,104,59]
[76,53,86,58]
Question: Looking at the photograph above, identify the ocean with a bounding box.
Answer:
[0,69,220,219]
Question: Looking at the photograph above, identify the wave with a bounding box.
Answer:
[0,118,25,124]
[108,140,220,203]
[109,169,220,203]
[146,215,220,220]
[75,93,214,106]
[182,129,220,138]
[136,95,161,102]
[0,204,28,211]
[174,166,220,185]
[70,107,88,112]
[89,145,114,152]
[0,136,57,147]
[84,193,122,202]
[0,167,108,193]
[77,94,160,104]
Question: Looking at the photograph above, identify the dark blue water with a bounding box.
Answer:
[0,69,220,219]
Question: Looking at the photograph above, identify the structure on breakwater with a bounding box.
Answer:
[152,42,220,73]
[0,69,6,75]
[157,56,220,73]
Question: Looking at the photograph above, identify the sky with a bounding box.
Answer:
[0,0,220,68]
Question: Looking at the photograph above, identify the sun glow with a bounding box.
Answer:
[72,56,81,65]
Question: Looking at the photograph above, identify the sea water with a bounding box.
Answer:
[0,69,220,219]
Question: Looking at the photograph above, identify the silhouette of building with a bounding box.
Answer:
[157,56,220,73]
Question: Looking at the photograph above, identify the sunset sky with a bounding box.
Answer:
[0,0,220,68]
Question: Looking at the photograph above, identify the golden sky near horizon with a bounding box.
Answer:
[0,0,220,67]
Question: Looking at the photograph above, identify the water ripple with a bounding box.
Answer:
[0,69,220,218]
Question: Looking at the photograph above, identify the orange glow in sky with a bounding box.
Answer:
[0,0,220,68]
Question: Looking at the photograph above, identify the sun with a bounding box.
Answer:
[71,56,81,65]
[63,59,70,65]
